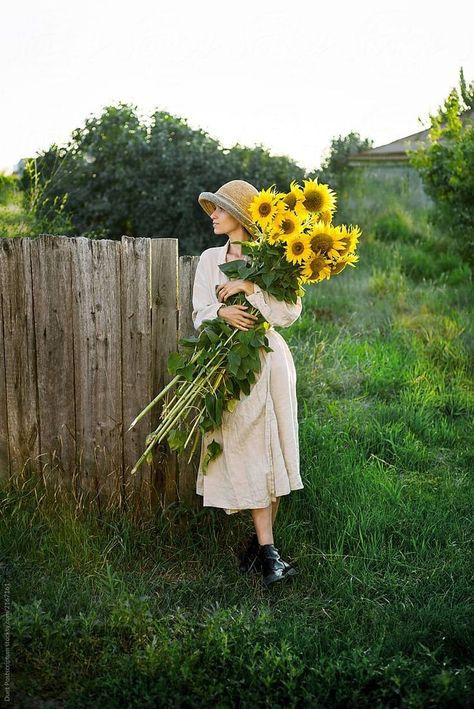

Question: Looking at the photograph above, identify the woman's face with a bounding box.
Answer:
[210,205,241,236]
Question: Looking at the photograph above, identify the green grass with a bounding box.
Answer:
[1,190,473,707]
[0,170,74,238]
[0,174,36,238]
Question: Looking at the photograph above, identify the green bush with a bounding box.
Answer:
[408,69,474,266]
[398,244,462,282]
[373,209,418,243]
[0,172,18,205]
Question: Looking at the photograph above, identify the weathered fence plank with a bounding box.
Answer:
[0,265,10,482]
[0,238,41,478]
[70,237,124,511]
[30,235,76,494]
[121,235,155,516]
[177,254,200,506]
[149,238,179,508]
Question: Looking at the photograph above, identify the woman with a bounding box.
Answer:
[193,179,304,588]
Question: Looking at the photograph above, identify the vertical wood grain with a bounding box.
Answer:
[0,250,10,483]
[70,236,123,512]
[150,238,179,508]
[120,235,155,517]
[177,255,200,506]
[0,238,40,480]
[30,235,76,494]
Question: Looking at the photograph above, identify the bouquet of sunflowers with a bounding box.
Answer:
[128,179,361,475]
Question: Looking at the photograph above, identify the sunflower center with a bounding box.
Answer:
[291,241,305,255]
[310,233,333,253]
[309,256,326,276]
[304,190,324,212]
[285,194,297,209]
[282,218,296,234]
[259,202,272,217]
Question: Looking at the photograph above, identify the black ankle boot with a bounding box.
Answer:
[239,533,262,573]
[259,544,297,588]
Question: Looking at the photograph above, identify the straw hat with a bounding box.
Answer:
[198,180,259,233]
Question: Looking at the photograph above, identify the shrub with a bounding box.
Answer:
[373,209,417,243]
[408,69,474,266]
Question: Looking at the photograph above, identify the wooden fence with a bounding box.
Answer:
[0,234,200,516]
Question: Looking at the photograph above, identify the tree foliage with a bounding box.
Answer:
[19,103,306,254]
[319,131,373,188]
[408,68,474,264]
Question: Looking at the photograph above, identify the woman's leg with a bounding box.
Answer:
[251,504,273,545]
[250,496,281,545]
[272,497,280,524]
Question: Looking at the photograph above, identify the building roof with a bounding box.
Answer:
[348,108,474,165]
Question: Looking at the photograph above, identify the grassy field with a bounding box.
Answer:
[1,176,473,707]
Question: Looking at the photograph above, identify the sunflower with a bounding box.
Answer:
[272,199,292,221]
[308,222,346,259]
[319,209,334,225]
[267,227,285,245]
[302,179,337,215]
[248,189,279,228]
[301,252,332,282]
[330,253,359,275]
[282,180,306,213]
[335,225,362,256]
[273,210,304,240]
[284,234,312,264]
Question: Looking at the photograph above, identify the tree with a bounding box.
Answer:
[319,131,373,188]
[408,68,474,265]
[20,104,306,254]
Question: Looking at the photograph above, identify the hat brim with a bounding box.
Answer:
[198,191,255,233]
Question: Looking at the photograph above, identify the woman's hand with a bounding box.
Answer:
[218,304,258,331]
[216,279,255,302]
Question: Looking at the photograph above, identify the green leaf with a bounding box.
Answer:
[205,393,216,422]
[215,395,223,425]
[227,349,241,375]
[206,329,220,344]
[219,322,233,336]
[202,439,223,473]
[178,335,199,348]
[226,398,238,412]
[240,378,251,396]
[167,429,188,452]
[262,271,275,287]
[218,260,246,276]
[167,351,186,374]
[145,450,154,465]
[181,364,195,381]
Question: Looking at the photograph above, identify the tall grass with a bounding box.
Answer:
[0,166,73,238]
[1,180,473,707]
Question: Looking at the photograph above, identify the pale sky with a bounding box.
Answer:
[2,0,474,174]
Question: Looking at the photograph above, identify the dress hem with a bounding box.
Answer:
[195,483,304,514]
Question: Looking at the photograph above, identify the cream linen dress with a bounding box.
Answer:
[192,238,304,515]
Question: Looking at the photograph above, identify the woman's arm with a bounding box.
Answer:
[191,253,223,331]
[245,284,302,327]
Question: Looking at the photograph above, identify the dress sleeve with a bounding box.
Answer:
[245,284,302,327]
[192,252,222,331]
